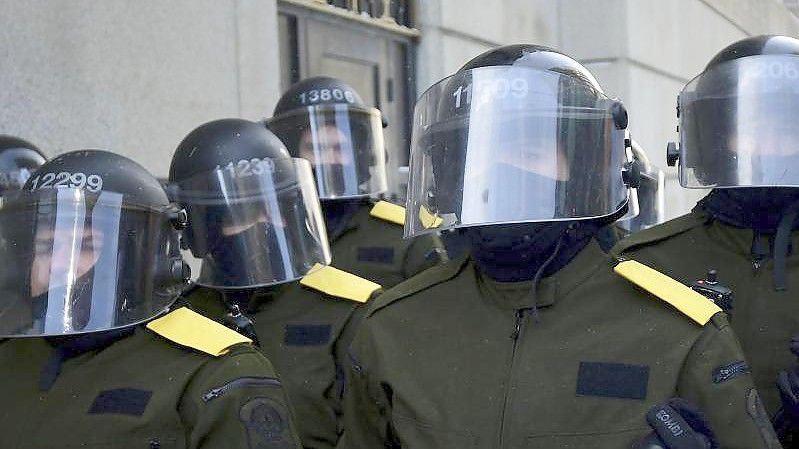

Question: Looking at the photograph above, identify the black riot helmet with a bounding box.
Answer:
[267,76,388,199]
[405,44,633,238]
[169,118,330,290]
[0,150,189,337]
[0,135,46,197]
[669,35,799,188]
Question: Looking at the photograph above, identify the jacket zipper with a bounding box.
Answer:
[202,376,281,402]
[751,232,766,274]
[499,309,526,448]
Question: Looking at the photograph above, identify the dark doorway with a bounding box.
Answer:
[278,1,417,202]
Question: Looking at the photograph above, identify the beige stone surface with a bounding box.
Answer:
[3,0,799,218]
[0,0,280,177]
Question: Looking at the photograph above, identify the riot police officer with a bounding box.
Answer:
[170,118,380,449]
[0,149,301,448]
[267,76,445,288]
[612,35,799,438]
[339,44,777,449]
[0,135,46,199]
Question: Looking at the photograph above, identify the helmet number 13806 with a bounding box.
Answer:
[299,89,356,105]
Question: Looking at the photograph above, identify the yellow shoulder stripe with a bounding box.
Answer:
[370,200,405,226]
[614,260,722,326]
[419,205,444,229]
[146,307,252,356]
[301,263,382,303]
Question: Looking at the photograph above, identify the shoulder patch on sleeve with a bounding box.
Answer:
[610,211,706,258]
[369,200,405,226]
[614,259,722,326]
[239,396,297,448]
[300,264,381,303]
[146,307,252,356]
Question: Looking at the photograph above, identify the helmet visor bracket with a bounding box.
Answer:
[617,163,665,232]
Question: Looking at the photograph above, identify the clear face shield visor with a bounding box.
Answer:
[405,66,630,238]
[0,188,184,336]
[678,54,799,188]
[267,104,388,199]
[170,157,330,289]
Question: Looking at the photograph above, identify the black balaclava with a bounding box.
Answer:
[40,327,134,391]
[701,187,799,290]
[205,225,287,288]
[321,198,365,241]
[466,220,599,321]
[467,221,596,283]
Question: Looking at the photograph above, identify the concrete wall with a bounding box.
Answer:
[415,0,560,93]
[416,0,799,219]
[0,0,280,178]
[4,0,799,217]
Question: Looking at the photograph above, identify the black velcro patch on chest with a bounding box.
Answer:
[576,362,649,400]
[713,361,750,383]
[284,324,332,346]
[357,247,395,264]
[88,388,152,416]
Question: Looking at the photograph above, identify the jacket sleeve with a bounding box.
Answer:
[337,320,394,449]
[179,345,303,449]
[677,315,782,449]
[401,233,447,280]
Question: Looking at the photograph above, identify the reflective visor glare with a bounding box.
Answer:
[267,105,388,198]
[0,188,176,336]
[0,168,35,192]
[679,55,799,188]
[404,66,628,237]
[173,157,330,289]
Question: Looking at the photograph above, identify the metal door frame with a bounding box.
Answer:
[277,0,418,200]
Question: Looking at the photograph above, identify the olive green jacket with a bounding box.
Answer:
[612,207,799,416]
[0,323,300,449]
[329,203,445,288]
[188,281,367,449]
[339,242,779,449]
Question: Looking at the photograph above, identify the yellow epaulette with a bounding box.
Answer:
[300,263,382,303]
[419,205,444,229]
[614,259,722,326]
[370,200,405,226]
[146,307,252,356]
